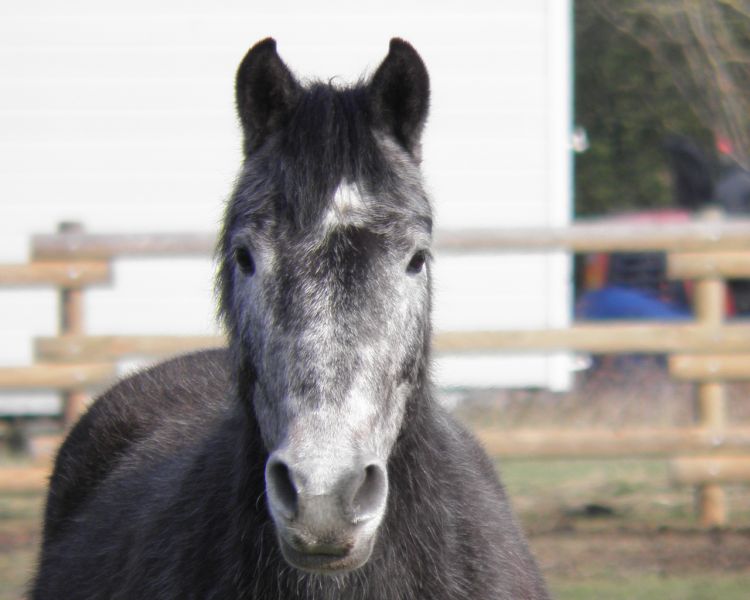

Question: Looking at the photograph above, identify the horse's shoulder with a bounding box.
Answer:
[397,405,550,597]
[42,348,231,541]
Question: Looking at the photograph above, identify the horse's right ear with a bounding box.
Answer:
[368,38,430,158]
[236,38,302,152]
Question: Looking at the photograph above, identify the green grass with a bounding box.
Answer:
[497,458,750,600]
[0,547,35,600]
[550,573,750,600]
[499,458,750,529]
[0,490,43,600]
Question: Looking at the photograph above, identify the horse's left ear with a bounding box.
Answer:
[368,38,430,158]
[236,38,302,153]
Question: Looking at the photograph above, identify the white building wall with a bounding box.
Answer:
[0,1,572,413]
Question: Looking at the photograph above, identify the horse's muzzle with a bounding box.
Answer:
[265,452,388,573]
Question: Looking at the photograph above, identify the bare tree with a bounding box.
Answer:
[595,0,750,168]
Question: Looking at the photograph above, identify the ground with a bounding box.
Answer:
[2,363,749,598]
[503,459,750,599]
[2,456,749,599]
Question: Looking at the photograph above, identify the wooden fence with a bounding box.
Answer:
[2,216,750,525]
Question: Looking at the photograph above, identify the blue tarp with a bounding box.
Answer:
[577,286,691,321]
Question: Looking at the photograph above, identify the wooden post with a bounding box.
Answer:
[58,223,88,429]
[692,211,729,526]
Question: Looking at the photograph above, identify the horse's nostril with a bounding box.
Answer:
[266,458,298,519]
[350,462,387,522]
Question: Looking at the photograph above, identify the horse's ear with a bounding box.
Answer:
[368,38,430,158]
[236,38,302,152]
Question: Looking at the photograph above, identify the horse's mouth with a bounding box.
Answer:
[278,535,375,574]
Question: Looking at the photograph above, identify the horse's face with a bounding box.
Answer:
[220,39,431,574]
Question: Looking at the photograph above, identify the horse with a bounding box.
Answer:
[32,38,550,599]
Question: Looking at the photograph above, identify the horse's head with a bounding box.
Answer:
[219,38,432,574]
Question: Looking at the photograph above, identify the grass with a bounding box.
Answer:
[0,489,43,600]
[0,548,35,600]
[499,457,750,529]
[551,573,750,600]
[498,458,750,599]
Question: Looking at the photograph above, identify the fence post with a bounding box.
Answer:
[693,210,728,526]
[58,222,88,429]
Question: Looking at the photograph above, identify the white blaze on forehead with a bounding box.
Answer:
[323,182,367,228]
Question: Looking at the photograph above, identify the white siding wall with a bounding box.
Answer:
[0,1,572,413]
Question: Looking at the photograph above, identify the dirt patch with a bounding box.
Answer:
[530,527,750,580]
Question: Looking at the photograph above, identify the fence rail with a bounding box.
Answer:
[34,335,226,363]
[477,427,750,459]
[30,217,750,258]
[27,324,750,364]
[0,364,116,390]
[3,216,750,526]
[0,261,111,287]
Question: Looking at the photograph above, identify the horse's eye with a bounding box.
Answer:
[406,250,427,274]
[234,246,256,276]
